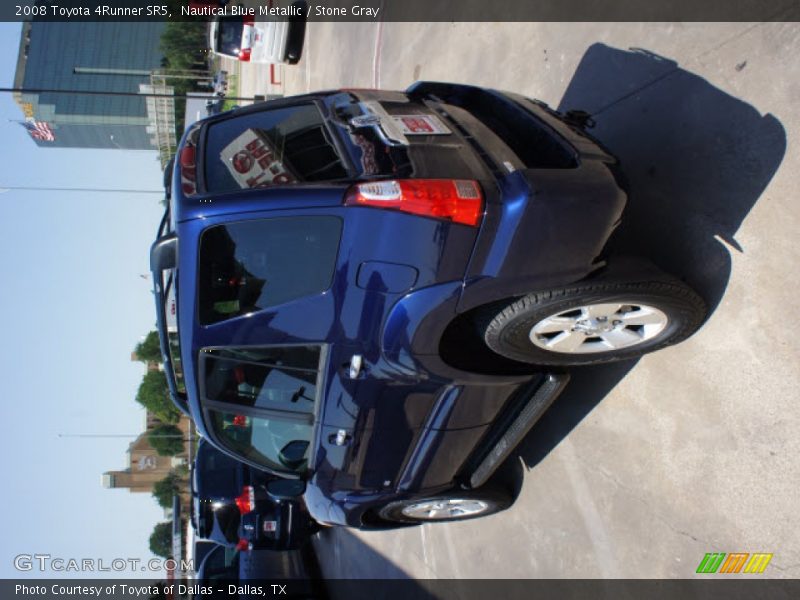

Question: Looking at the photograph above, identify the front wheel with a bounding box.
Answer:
[378,487,512,524]
[483,273,707,366]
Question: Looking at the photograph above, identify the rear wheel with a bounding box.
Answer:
[378,487,512,524]
[482,269,706,366]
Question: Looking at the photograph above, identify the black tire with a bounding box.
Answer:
[378,487,512,524]
[483,271,706,366]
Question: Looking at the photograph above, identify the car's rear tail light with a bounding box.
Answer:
[232,414,248,427]
[344,179,484,226]
[179,146,197,195]
[238,48,251,61]
[235,538,250,551]
[235,486,256,514]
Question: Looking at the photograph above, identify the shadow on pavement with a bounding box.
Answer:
[560,43,786,314]
[311,527,437,599]
[510,44,786,473]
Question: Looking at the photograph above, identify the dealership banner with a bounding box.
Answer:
[3,579,800,599]
[3,0,800,22]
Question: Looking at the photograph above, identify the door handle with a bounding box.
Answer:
[348,354,363,379]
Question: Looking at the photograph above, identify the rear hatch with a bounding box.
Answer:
[319,89,496,184]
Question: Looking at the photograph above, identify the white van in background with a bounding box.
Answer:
[208,2,307,65]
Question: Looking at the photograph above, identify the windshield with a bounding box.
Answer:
[215,17,245,56]
[201,346,322,475]
[197,216,341,325]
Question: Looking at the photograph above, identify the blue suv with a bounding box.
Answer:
[151,83,706,526]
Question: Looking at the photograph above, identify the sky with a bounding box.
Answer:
[0,22,171,578]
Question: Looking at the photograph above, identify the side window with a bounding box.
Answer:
[202,346,319,413]
[208,410,313,475]
[197,216,341,325]
[201,345,321,475]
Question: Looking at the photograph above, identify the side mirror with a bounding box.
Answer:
[266,478,306,500]
[150,234,178,272]
[277,440,309,471]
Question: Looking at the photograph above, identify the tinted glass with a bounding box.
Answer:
[215,18,244,56]
[198,217,341,325]
[195,441,240,497]
[208,410,312,474]
[200,545,239,582]
[203,346,319,412]
[203,104,348,194]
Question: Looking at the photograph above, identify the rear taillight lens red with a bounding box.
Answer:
[179,146,197,195]
[235,538,250,551]
[235,486,255,514]
[344,179,484,226]
[231,414,248,427]
[238,48,251,61]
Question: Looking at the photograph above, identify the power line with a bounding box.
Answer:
[0,185,163,194]
[0,86,258,102]
[58,433,193,439]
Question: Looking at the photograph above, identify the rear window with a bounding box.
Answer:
[214,17,244,56]
[198,216,341,325]
[203,104,348,194]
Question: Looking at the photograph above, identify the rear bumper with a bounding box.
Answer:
[242,497,309,550]
[406,81,627,312]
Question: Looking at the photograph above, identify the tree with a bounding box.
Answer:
[152,471,183,508]
[148,424,185,457]
[160,21,208,71]
[134,330,162,364]
[149,522,173,559]
[136,370,180,424]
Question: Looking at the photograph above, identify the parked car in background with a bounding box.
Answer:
[190,438,316,550]
[196,543,319,580]
[208,2,307,65]
[205,96,226,117]
[152,82,706,528]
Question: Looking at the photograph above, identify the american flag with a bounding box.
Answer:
[21,120,55,142]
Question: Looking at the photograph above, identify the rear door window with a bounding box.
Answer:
[198,216,341,325]
[203,346,319,412]
[203,104,348,193]
[201,345,322,475]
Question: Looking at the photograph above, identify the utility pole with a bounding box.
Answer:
[0,86,258,103]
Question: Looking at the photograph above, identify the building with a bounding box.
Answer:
[13,21,167,149]
[102,410,193,499]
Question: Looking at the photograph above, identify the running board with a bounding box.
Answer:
[468,372,570,489]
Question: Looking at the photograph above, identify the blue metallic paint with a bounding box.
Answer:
[156,84,626,527]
